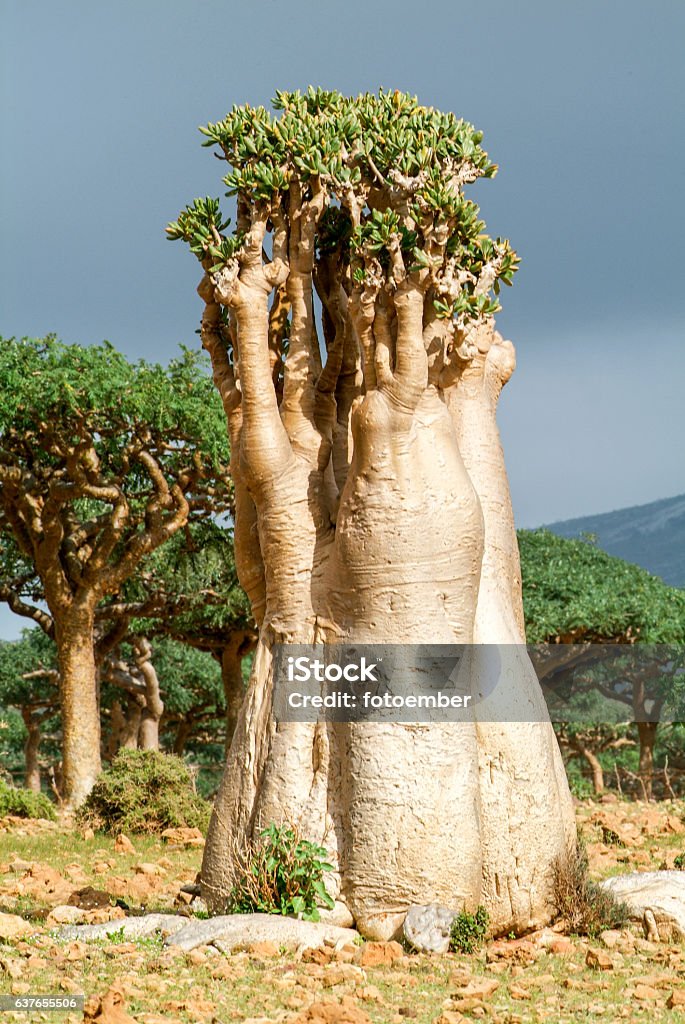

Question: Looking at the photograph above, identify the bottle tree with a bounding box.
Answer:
[169,88,575,938]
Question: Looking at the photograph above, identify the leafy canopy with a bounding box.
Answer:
[519,529,685,644]
[168,88,519,327]
[0,336,229,471]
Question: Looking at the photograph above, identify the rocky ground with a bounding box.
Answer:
[0,800,685,1023]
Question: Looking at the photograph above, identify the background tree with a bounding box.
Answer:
[0,629,59,792]
[0,338,231,806]
[112,521,255,748]
[520,528,685,796]
[169,88,575,938]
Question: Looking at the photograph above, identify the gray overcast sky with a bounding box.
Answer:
[1,0,683,637]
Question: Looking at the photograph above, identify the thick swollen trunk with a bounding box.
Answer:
[202,244,573,939]
[22,712,42,794]
[55,604,101,808]
[448,327,576,934]
[637,721,657,800]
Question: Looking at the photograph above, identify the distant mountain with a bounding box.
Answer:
[544,494,685,588]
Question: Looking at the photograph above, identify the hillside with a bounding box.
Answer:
[545,493,685,587]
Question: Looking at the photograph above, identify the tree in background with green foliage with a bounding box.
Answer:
[520,529,685,797]
[0,337,231,807]
[0,628,60,792]
[111,521,254,750]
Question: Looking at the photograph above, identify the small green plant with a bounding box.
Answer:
[77,749,210,834]
[227,823,335,922]
[601,825,625,848]
[0,779,55,821]
[674,852,685,870]
[449,906,489,953]
[552,838,628,937]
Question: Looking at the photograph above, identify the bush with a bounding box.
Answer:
[552,838,628,937]
[226,823,335,922]
[449,906,489,953]
[78,749,210,834]
[0,779,55,820]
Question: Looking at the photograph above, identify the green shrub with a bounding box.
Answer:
[0,779,55,820]
[227,823,335,922]
[674,852,685,870]
[78,749,210,834]
[449,906,489,953]
[552,838,628,937]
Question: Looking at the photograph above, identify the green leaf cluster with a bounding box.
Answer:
[0,778,56,820]
[0,336,230,472]
[519,529,685,644]
[77,748,210,834]
[448,905,489,953]
[168,88,518,324]
[227,823,335,922]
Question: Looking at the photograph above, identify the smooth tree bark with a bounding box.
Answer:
[170,89,576,938]
[102,639,164,752]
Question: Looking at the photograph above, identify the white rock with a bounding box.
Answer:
[599,871,685,942]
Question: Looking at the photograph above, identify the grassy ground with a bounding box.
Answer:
[1,799,685,1023]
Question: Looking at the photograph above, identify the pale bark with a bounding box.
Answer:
[448,323,576,934]
[134,640,164,751]
[55,603,101,808]
[200,207,574,939]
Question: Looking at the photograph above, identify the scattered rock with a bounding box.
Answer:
[486,938,541,964]
[9,859,33,874]
[360,940,404,967]
[633,983,660,1001]
[160,826,205,847]
[0,912,33,941]
[585,948,614,970]
[403,904,457,954]
[84,985,137,1024]
[248,940,280,957]
[81,826,96,841]
[46,905,88,927]
[136,862,164,877]
[114,835,135,854]
[292,997,371,1024]
[322,963,365,987]
[318,901,355,928]
[509,983,531,1000]
[0,955,24,979]
[599,929,623,949]
[667,990,685,1009]
[452,978,499,1000]
[600,871,685,941]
